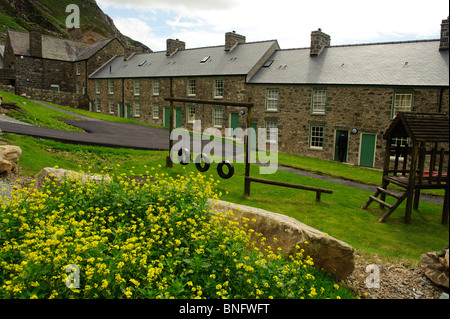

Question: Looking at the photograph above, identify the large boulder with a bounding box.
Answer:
[208,199,355,280]
[421,248,449,288]
[35,167,111,189]
[0,145,22,174]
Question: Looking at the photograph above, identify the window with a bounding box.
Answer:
[392,92,413,118]
[312,90,327,114]
[213,108,223,128]
[390,137,410,161]
[187,104,196,123]
[266,89,279,111]
[265,121,278,143]
[108,99,115,114]
[200,56,210,63]
[213,78,224,99]
[310,126,325,150]
[152,102,159,119]
[133,79,141,96]
[76,62,81,76]
[50,84,60,92]
[76,83,82,94]
[134,100,141,117]
[95,80,101,94]
[263,60,274,67]
[108,80,115,94]
[152,79,160,96]
[187,78,196,96]
[95,98,101,112]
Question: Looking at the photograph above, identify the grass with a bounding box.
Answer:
[1,91,83,132]
[42,100,168,129]
[3,133,448,265]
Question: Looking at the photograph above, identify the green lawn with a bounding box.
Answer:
[3,133,448,265]
[1,91,83,132]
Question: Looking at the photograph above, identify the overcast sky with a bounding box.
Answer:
[97,0,449,52]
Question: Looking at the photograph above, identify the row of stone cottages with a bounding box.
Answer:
[1,18,449,168]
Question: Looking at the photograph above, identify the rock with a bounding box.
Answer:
[208,199,355,280]
[35,167,111,189]
[420,248,449,288]
[0,145,22,174]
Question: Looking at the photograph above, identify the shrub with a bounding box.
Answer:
[0,168,353,299]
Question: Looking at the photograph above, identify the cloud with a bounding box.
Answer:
[99,0,449,51]
[98,0,237,11]
[113,17,166,51]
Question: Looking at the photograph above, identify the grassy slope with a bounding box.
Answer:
[3,133,448,264]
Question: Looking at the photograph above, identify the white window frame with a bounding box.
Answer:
[108,99,115,114]
[108,79,115,95]
[266,89,279,112]
[76,83,82,94]
[213,78,224,99]
[187,104,196,123]
[133,79,141,96]
[312,89,327,114]
[213,107,223,128]
[95,80,101,94]
[134,100,141,117]
[76,62,81,76]
[95,98,101,112]
[310,125,325,150]
[187,78,196,97]
[392,92,413,118]
[152,79,160,96]
[152,102,159,119]
[265,121,278,144]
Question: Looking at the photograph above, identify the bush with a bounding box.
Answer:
[0,168,353,299]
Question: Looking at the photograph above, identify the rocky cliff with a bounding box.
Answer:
[0,0,151,53]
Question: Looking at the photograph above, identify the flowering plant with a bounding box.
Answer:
[0,168,351,299]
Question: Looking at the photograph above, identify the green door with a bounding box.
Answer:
[360,134,376,167]
[230,113,239,137]
[176,109,182,128]
[164,108,170,128]
[118,103,123,118]
[334,130,348,162]
[126,105,131,119]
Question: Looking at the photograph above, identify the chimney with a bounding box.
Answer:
[29,27,42,58]
[225,31,246,52]
[166,39,185,57]
[439,17,449,51]
[310,28,330,56]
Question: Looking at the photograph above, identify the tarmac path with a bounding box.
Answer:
[0,101,443,205]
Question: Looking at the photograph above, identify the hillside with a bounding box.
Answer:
[0,0,151,53]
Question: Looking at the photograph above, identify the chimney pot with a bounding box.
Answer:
[29,27,42,58]
[439,17,449,51]
[310,29,330,56]
[166,38,185,57]
[225,31,246,52]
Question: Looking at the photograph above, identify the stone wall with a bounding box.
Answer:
[20,87,89,109]
[87,74,449,168]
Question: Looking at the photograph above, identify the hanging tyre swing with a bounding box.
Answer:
[217,160,234,179]
[177,148,190,165]
[194,153,211,172]
[178,149,234,179]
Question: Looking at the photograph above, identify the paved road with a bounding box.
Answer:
[0,102,444,205]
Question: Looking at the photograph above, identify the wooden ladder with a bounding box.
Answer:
[362,187,408,222]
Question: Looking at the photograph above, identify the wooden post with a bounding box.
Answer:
[405,143,419,224]
[244,98,253,196]
[380,138,392,206]
[414,143,426,210]
[166,78,174,168]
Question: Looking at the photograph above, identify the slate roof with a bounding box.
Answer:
[89,40,279,79]
[7,30,115,62]
[248,40,449,87]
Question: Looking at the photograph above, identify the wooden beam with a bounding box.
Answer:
[165,97,254,108]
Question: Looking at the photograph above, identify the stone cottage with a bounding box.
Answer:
[0,28,125,107]
[87,18,448,168]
